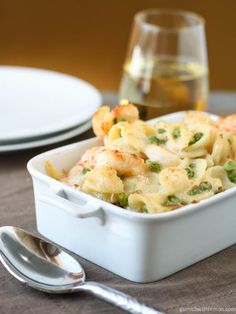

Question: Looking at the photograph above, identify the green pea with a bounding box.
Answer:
[157,128,166,134]
[142,205,148,213]
[185,163,196,178]
[224,160,236,172]
[188,182,212,196]
[189,132,204,145]
[163,195,182,206]
[118,192,128,208]
[82,167,91,174]
[148,161,161,173]
[172,127,181,139]
[148,135,168,145]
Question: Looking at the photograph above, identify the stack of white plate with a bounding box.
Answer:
[0,66,102,152]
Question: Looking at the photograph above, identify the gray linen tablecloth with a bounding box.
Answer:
[0,92,236,314]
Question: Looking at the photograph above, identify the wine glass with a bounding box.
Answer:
[119,9,208,120]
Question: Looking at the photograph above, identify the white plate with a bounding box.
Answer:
[0,120,91,152]
[0,66,101,141]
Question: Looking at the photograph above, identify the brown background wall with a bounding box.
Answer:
[0,0,235,91]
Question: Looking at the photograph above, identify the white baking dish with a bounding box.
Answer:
[27,111,236,283]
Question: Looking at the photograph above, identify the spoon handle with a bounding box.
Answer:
[78,281,163,314]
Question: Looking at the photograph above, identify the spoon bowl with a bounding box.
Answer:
[0,226,85,292]
[0,226,162,313]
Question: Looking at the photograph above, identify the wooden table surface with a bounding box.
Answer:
[0,92,236,314]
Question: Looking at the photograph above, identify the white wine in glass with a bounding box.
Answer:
[119,9,209,120]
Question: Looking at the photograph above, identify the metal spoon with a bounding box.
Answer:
[0,226,162,314]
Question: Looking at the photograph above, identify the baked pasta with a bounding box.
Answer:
[46,105,236,214]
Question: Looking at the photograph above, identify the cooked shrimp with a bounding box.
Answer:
[112,104,139,122]
[92,106,115,138]
[62,146,105,186]
[92,103,139,138]
[184,111,213,130]
[215,114,236,134]
[95,149,146,176]
[73,146,146,176]
[78,146,105,168]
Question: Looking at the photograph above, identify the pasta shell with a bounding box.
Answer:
[211,131,231,164]
[145,144,181,167]
[82,165,124,194]
[159,167,190,194]
[128,193,169,213]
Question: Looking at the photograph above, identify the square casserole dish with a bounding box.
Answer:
[27,111,236,283]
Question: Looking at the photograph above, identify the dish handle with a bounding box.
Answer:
[38,186,104,224]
